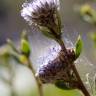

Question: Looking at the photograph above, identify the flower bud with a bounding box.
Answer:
[36,47,76,84]
[21,0,61,40]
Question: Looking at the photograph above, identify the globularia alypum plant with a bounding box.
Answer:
[7,0,91,96]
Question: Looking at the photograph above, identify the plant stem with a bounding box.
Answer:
[71,63,90,96]
[27,58,43,96]
[56,38,67,51]
[58,39,90,96]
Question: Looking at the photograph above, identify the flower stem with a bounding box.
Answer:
[58,39,90,96]
[71,63,90,96]
[27,58,43,96]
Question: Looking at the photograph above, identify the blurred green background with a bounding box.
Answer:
[0,0,96,96]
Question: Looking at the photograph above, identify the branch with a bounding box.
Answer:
[58,39,90,96]
[27,58,43,96]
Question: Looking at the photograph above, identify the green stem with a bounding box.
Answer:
[27,59,43,96]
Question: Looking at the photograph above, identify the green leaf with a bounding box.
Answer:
[74,35,83,59]
[55,80,73,90]
[21,31,30,57]
[21,39,30,57]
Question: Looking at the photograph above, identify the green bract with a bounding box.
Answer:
[39,26,57,39]
[55,80,73,90]
[74,35,83,60]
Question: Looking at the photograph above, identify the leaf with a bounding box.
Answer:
[21,39,30,56]
[74,35,83,60]
[21,31,30,57]
[55,80,73,90]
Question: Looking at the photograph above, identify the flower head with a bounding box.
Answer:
[21,0,61,39]
[36,45,75,83]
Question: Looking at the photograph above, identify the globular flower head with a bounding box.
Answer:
[36,45,76,84]
[21,0,61,39]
